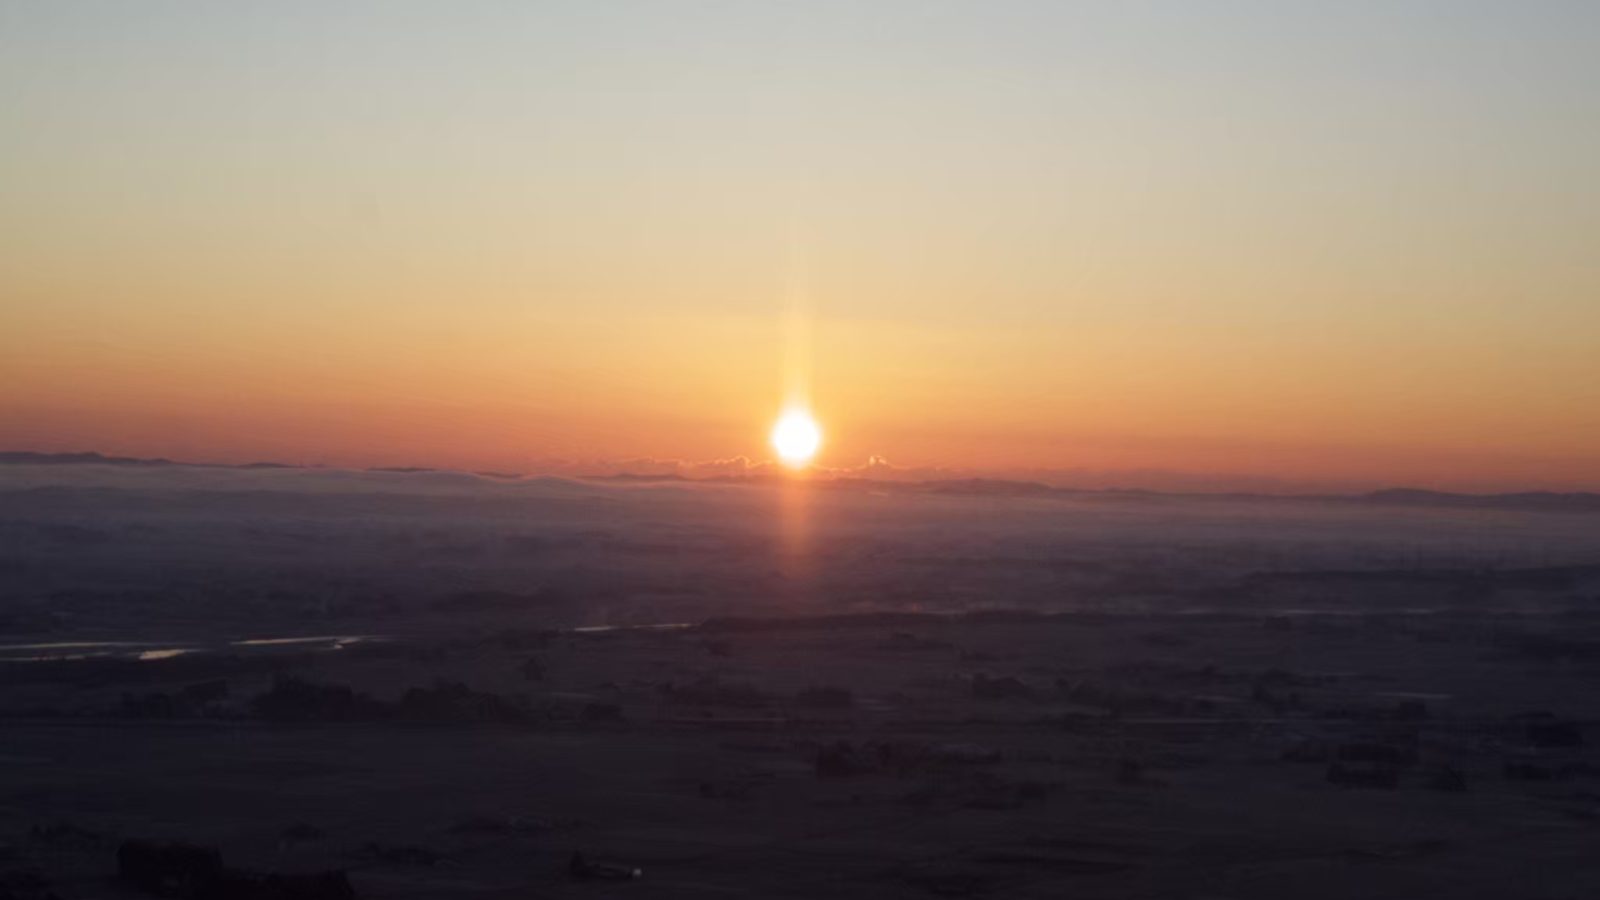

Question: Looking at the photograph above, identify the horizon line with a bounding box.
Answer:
[4,449,1600,509]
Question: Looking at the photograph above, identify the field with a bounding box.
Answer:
[3,464,1600,898]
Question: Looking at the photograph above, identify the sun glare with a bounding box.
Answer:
[771,409,822,468]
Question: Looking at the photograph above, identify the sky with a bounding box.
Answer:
[2,1,1598,491]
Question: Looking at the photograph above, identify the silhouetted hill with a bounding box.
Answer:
[920,477,1056,496]
[1362,488,1600,513]
[3,450,1598,512]
[0,451,177,467]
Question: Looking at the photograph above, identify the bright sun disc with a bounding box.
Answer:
[771,409,822,467]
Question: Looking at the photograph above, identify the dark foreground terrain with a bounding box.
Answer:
[5,610,1600,899]
[3,463,1600,897]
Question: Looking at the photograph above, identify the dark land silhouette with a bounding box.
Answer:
[2,456,1600,897]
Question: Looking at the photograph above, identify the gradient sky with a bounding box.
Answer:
[3,1,1598,490]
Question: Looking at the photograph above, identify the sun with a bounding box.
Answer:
[770,408,822,468]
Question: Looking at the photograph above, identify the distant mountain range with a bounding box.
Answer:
[1,451,185,467]
[4,450,1598,512]
[1359,487,1600,513]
